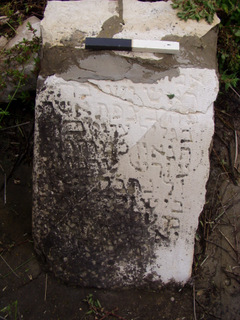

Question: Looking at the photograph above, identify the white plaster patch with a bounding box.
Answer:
[89,68,219,115]
[41,0,219,49]
[119,0,219,39]
[41,1,118,46]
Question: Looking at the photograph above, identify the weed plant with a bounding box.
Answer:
[0,22,40,128]
[0,300,18,320]
[0,1,44,128]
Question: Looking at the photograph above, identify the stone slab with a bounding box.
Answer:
[33,0,219,288]
[41,0,119,46]
[119,0,220,39]
[33,68,217,287]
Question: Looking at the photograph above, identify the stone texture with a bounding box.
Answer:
[0,36,8,49]
[41,1,119,46]
[120,0,220,39]
[41,0,219,49]
[33,0,219,288]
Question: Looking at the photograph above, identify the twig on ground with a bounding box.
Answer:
[84,295,127,320]
[0,121,31,131]
[233,217,239,263]
[193,281,197,320]
[4,173,6,205]
[230,85,240,99]
[99,307,125,320]
[195,299,221,319]
[200,255,209,267]
[205,239,229,253]
[214,131,229,147]
[44,273,48,301]
[202,172,230,243]
[228,140,239,186]
[218,229,238,254]
[6,21,17,34]
[205,239,237,263]
[99,308,127,320]
[212,148,230,176]
[211,190,238,232]
[2,256,34,279]
[211,172,229,207]
[234,130,239,170]
[215,108,232,117]
[0,164,6,204]
[215,111,235,131]
[0,254,20,278]
[214,111,239,185]
[222,268,240,284]
[232,266,240,271]
[214,132,239,185]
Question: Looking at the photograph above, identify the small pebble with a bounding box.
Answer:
[224,279,231,286]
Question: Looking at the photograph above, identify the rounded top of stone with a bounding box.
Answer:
[41,0,219,49]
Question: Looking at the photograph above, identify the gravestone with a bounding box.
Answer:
[33,0,219,288]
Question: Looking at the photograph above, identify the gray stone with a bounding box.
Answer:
[0,36,8,49]
[5,16,40,49]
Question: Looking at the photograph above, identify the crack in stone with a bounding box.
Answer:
[87,79,213,116]
[118,0,123,21]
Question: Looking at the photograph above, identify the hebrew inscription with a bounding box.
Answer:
[34,69,216,287]
[89,68,218,114]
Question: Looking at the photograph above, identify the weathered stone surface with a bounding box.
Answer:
[41,0,219,49]
[120,0,219,39]
[0,36,8,49]
[33,0,219,288]
[41,1,119,46]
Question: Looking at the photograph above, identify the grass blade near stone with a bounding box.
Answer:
[1,256,35,279]
[0,254,20,278]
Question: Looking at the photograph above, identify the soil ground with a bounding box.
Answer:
[0,1,240,319]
